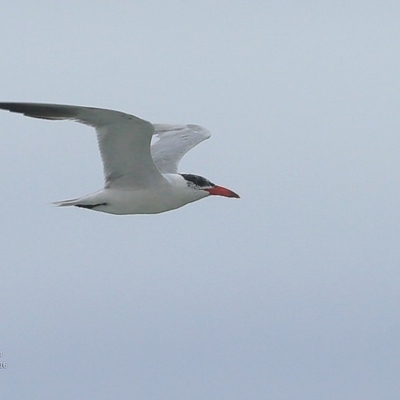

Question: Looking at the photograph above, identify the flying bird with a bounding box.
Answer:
[0,103,239,215]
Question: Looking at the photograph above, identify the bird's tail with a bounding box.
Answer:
[53,198,80,207]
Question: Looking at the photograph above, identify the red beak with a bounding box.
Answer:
[205,185,240,198]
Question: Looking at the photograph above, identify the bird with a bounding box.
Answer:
[0,102,239,215]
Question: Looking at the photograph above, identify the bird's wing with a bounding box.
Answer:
[0,102,167,189]
[151,124,211,173]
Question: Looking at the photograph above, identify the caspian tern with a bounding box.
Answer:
[0,103,239,215]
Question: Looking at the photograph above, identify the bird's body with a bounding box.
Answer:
[56,174,209,215]
[0,103,239,215]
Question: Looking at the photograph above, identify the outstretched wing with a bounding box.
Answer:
[151,124,211,173]
[0,102,167,189]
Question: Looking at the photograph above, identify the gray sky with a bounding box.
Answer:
[1,1,400,399]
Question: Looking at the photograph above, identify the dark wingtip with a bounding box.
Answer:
[0,102,75,120]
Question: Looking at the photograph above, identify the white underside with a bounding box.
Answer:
[55,174,209,215]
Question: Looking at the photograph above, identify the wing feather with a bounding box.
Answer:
[151,124,211,173]
[0,102,166,189]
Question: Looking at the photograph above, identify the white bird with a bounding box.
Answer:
[0,103,239,215]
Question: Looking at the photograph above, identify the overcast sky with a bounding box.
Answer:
[1,1,400,399]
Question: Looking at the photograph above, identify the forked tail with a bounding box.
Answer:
[53,198,80,207]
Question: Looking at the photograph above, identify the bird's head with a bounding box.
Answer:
[180,174,240,198]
